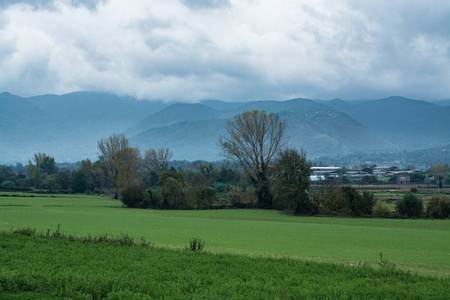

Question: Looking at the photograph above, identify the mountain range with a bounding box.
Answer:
[1,91,449,164]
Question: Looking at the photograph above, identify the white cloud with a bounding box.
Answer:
[0,0,449,101]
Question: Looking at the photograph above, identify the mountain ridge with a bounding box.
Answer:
[1,91,449,164]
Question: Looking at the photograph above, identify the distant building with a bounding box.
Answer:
[397,175,410,185]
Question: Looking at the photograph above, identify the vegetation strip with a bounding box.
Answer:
[1,228,449,299]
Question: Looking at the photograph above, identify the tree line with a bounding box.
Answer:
[1,110,449,218]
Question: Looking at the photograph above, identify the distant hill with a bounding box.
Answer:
[338,96,450,150]
[1,91,449,165]
[1,92,166,163]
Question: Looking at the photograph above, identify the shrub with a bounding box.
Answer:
[322,190,351,215]
[1,180,16,188]
[426,196,450,219]
[120,184,145,208]
[372,201,390,217]
[395,193,423,218]
[146,187,162,209]
[228,185,243,208]
[188,237,205,251]
[213,182,227,193]
[410,187,418,193]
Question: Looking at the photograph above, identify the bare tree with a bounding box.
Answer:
[98,133,139,199]
[428,163,450,194]
[142,148,173,173]
[218,110,287,208]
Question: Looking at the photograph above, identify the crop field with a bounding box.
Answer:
[1,193,449,278]
[1,231,449,299]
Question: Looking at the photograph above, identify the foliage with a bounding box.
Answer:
[120,184,146,208]
[188,237,205,251]
[272,148,315,214]
[378,252,396,270]
[55,169,71,190]
[395,193,423,218]
[1,180,16,188]
[372,201,391,217]
[426,196,450,219]
[98,133,140,199]
[322,186,375,216]
[159,172,187,209]
[219,110,287,209]
[227,185,243,208]
[71,169,88,193]
[428,163,450,193]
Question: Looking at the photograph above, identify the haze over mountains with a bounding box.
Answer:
[1,91,449,164]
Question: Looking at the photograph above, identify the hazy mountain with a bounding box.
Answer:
[339,96,450,150]
[1,92,166,163]
[127,103,221,135]
[1,91,449,164]
[129,98,397,161]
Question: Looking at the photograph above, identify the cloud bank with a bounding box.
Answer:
[0,0,449,101]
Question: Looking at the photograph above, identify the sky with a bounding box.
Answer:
[0,0,449,102]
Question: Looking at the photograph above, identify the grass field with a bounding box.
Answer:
[1,193,449,277]
[1,232,449,299]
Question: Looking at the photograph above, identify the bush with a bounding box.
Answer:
[395,193,423,218]
[146,187,162,209]
[120,184,145,208]
[322,186,374,216]
[213,182,227,193]
[410,187,418,193]
[372,201,390,217]
[322,190,351,215]
[188,237,205,251]
[228,185,243,208]
[1,180,16,188]
[426,196,450,219]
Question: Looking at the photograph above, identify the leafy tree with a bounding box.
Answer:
[0,165,18,184]
[158,169,186,209]
[395,193,423,218]
[98,134,140,199]
[428,163,450,193]
[56,169,72,190]
[272,148,314,214]
[29,153,58,177]
[426,196,449,219]
[44,174,56,192]
[71,169,88,193]
[218,110,287,208]
[27,153,57,188]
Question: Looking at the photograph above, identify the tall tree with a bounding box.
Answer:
[218,110,287,208]
[272,148,313,214]
[98,133,140,199]
[428,163,450,194]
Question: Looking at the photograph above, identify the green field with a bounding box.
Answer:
[1,193,449,277]
[1,232,449,299]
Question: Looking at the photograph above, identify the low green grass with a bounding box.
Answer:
[1,232,448,299]
[0,193,449,277]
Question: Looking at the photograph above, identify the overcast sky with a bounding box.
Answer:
[0,0,449,102]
